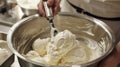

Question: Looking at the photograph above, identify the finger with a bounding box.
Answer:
[115,41,120,58]
[98,42,120,67]
[47,0,55,7]
[53,5,60,15]
[116,41,120,53]
[53,0,60,15]
[38,0,46,16]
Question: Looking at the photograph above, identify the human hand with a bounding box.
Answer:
[98,41,120,67]
[38,0,60,17]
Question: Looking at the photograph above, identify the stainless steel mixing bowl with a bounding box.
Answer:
[7,12,115,67]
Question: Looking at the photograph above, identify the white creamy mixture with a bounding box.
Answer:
[0,48,10,64]
[0,40,12,65]
[25,30,103,65]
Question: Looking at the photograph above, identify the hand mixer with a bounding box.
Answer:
[43,0,58,38]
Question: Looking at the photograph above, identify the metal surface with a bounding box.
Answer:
[43,1,53,19]
[0,19,13,27]
[7,12,115,67]
[43,0,58,37]
[11,55,21,67]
